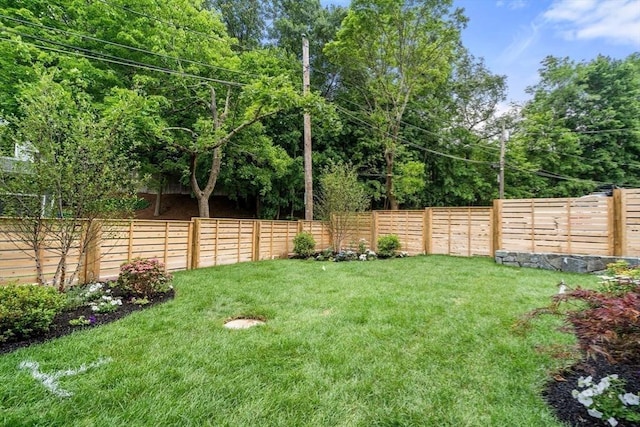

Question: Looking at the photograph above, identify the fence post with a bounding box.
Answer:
[492,199,503,256]
[253,221,261,261]
[424,208,432,254]
[613,189,625,256]
[186,221,193,270]
[191,218,201,270]
[372,211,379,251]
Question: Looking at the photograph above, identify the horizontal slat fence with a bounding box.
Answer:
[428,208,493,257]
[618,189,640,256]
[2,188,640,284]
[374,211,425,255]
[299,220,331,250]
[494,196,612,256]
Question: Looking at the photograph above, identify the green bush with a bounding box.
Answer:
[377,234,401,258]
[293,232,316,258]
[117,258,173,297]
[0,283,65,343]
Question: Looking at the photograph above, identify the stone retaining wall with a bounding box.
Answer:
[495,250,640,274]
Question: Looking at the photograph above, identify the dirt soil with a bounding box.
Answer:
[135,193,255,221]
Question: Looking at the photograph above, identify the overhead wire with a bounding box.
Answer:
[0,35,243,86]
[0,13,255,82]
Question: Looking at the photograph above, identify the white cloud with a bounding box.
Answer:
[496,0,529,9]
[499,21,542,64]
[544,0,640,46]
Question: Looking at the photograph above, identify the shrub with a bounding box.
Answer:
[377,234,401,258]
[557,287,640,364]
[0,283,65,343]
[293,232,316,258]
[117,258,173,297]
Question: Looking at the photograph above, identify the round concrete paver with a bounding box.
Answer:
[223,318,265,329]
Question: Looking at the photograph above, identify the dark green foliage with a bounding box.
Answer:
[293,232,316,258]
[377,234,401,258]
[0,284,65,343]
[117,258,173,298]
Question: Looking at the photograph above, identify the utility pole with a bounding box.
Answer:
[302,34,313,220]
[499,126,508,199]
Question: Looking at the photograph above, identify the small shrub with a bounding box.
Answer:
[315,247,334,261]
[356,239,369,255]
[117,258,173,297]
[293,232,316,258]
[558,288,640,364]
[69,315,94,326]
[377,234,401,258]
[606,260,640,278]
[0,283,65,343]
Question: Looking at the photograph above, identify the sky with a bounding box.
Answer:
[320,0,640,106]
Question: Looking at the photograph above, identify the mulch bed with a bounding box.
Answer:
[0,289,174,355]
[544,356,640,426]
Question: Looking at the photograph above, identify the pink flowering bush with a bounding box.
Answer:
[117,258,173,297]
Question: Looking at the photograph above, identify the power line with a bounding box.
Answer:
[0,35,243,86]
[0,14,257,80]
[334,105,492,165]
[335,104,612,187]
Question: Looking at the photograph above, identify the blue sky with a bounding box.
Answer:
[320,0,640,106]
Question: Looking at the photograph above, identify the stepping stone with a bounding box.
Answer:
[223,318,265,329]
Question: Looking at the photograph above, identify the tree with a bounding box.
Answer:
[207,0,267,50]
[509,54,640,198]
[316,162,370,251]
[325,0,465,209]
[0,73,141,288]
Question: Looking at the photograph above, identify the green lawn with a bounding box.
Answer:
[0,256,598,426]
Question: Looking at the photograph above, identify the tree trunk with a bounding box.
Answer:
[195,193,210,218]
[385,148,398,210]
[153,187,162,217]
[190,147,222,218]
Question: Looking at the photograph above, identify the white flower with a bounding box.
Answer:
[91,305,100,312]
[607,417,618,426]
[578,376,593,387]
[619,392,640,406]
[595,377,612,394]
[577,394,594,407]
[587,408,603,419]
[359,254,367,261]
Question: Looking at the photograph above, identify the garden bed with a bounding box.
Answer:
[0,288,174,355]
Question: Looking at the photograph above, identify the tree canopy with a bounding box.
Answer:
[1,0,637,222]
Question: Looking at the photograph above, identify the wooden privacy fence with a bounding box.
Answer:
[1,188,640,284]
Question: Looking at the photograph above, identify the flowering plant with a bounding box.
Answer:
[117,258,173,297]
[572,374,640,426]
[90,295,122,313]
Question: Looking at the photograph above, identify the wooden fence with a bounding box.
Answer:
[1,189,640,284]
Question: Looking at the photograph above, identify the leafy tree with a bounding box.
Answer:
[0,73,141,288]
[207,0,267,50]
[316,162,370,251]
[325,0,465,209]
[509,54,640,197]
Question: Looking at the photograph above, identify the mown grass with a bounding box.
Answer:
[0,256,598,426]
